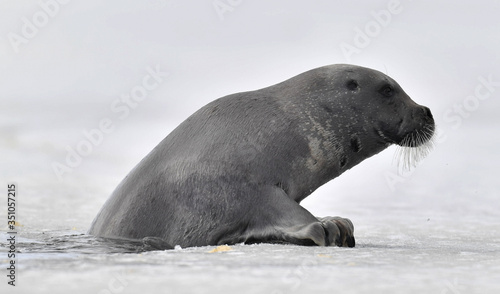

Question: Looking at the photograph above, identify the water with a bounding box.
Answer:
[2,219,499,293]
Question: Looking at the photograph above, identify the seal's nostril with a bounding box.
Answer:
[423,106,433,119]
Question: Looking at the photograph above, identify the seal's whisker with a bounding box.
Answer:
[394,127,435,172]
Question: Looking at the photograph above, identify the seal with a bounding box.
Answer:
[88,64,435,249]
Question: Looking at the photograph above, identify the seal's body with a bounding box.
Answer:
[89,64,434,248]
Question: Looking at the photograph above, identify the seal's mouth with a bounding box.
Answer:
[393,123,435,170]
[374,121,435,146]
[374,119,435,171]
[397,123,435,147]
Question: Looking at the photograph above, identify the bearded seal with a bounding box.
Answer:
[88,64,435,249]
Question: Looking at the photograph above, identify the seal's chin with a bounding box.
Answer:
[394,124,435,170]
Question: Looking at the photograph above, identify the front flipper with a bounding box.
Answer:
[240,185,355,247]
[318,216,355,247]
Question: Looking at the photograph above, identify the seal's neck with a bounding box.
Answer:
[287,108,390,203]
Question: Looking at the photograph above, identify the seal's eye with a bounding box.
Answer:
[380,85,394,97]
[346,80,358,90]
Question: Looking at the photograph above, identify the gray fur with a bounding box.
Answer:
[88,64,434,248]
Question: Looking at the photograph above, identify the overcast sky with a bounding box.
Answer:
[1,1,499,119]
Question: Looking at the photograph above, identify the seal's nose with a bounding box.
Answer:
[411,106,433,121]
[422,106,433,120]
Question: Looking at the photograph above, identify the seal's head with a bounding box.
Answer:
[288,64,435,170]
[333,64,435,168]
[347,67,435,146]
